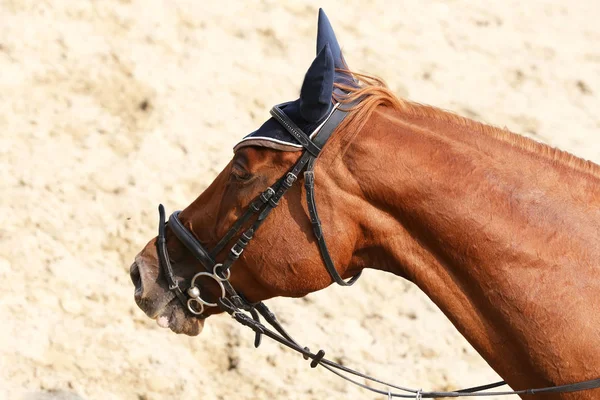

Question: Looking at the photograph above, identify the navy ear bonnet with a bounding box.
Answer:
[234,100,342,152]
[234,9,356,153]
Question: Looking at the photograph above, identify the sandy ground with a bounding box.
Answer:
[1,1,599,399]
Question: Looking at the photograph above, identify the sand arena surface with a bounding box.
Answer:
[1,1,599,399]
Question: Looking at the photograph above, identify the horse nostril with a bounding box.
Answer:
[130,262,143,299]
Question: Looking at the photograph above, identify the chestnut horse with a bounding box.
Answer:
[130,9,600,399]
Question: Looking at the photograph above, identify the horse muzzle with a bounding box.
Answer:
[130,248,205,336]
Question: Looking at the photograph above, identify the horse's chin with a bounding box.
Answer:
[155,298,205,336]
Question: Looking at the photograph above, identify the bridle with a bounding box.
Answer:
[157,101,360,316]
[156,100,600,398]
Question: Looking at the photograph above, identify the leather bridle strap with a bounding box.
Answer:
[209,185,277,258]
[270,105,322,157]
[166,210,242,304]
[230,303,600,398]
[304,157,361,286]
[270,102,362,286]
[157,205,188,306]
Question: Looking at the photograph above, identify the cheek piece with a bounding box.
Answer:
[155,101,600,398]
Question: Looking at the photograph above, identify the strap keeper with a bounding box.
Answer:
[250,200,262,212]
[304,170,314,187]
[312,222,323,239]
[310,350,325,368]
[231,242,244,258]
[302,347,310,360]
[241,229,254,242]
[268,197,280,207]
[231,295,247,309]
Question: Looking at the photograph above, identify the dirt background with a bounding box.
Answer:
[1,1,599,399]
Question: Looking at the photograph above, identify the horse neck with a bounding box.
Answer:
[337,105,600,395]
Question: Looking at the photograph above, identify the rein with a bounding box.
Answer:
[156,101,600,398]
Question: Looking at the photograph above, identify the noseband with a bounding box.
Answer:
[156,101,600,398]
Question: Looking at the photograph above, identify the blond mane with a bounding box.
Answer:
[333,71,600,178]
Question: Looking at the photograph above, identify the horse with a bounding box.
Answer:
[130,9,600,399]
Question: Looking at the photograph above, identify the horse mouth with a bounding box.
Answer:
[154,297,205,336]
[130,260,204,336]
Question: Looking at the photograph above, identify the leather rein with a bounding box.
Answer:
[156,101,600,398]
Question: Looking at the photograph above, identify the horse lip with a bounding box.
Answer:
[139,291,176,319]
[156,298,205,335]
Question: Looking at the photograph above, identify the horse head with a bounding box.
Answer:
[130,9,375,336]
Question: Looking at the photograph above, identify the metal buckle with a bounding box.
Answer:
[260,187,275,202]
[231,244,244,258]
[283,172,297,188]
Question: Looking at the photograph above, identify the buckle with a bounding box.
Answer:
[252,188,276,212]
[283,172,297,188]
[260,187,275,202]
[231,244,244,258]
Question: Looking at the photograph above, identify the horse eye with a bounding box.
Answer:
[231,164,252,182]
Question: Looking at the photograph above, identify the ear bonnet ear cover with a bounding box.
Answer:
[234,9,352,153]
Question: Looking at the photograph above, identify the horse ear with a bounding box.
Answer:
[317,8,347,70]
[300,43,334,123]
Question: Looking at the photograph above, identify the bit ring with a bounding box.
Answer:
[187,298,205,315]
[213,263,231,281]
[190,272,226,307]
